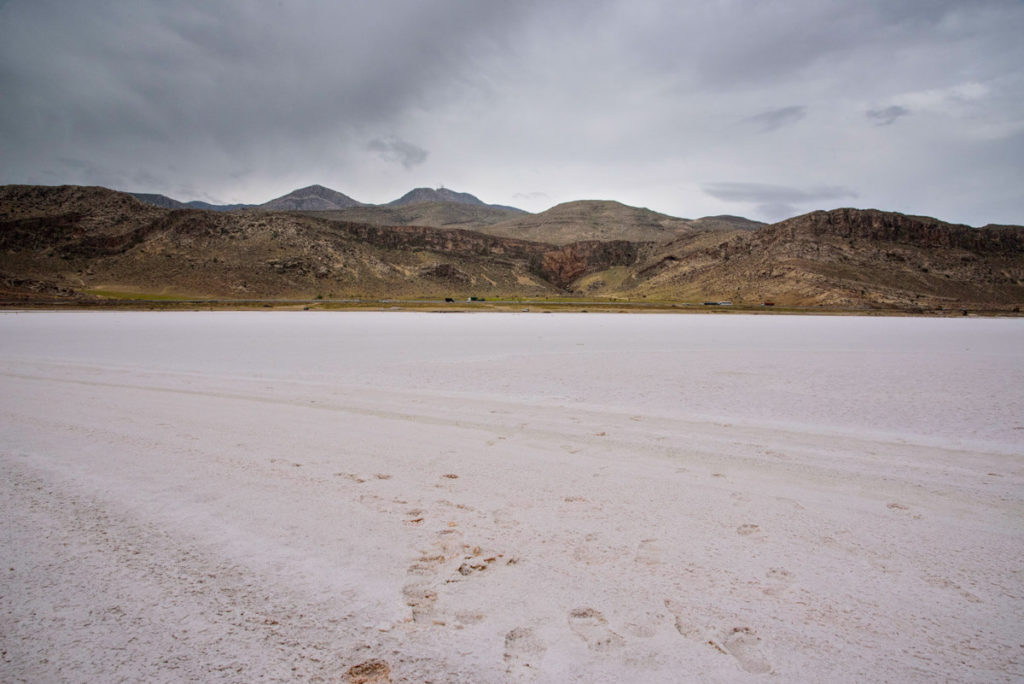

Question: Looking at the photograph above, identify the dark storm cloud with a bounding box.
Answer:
[743,106,807,132]
[368,138,428,169]
[703,182,859,221]
[866,106,911,126]
[671,1,1007,87]
[0,0,1021,224]
[0,0,535,195]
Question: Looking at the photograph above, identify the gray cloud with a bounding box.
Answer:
[703,182,860,221]
[368,137,428,169]
[743,106,807,132]
[674,2,1000,88]
[866,105,911,125]
[513,191,550,201]
[0,0,1021,224]
[0,0,533,195]
[703,182,859,204]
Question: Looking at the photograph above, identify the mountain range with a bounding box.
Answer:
[2,183,1022,311]
[130,185,763,244]
[128,185,523,213]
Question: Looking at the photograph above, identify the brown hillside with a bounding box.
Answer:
[260,184,362,211]
[687,215,766,232]
[611,209,1024,309]
[303,202,524,230]
[0,186,638,300]
[474,200,696,245]
[2,187,1021,311]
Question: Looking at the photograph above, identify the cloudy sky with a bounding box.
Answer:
[1,1,1022,224]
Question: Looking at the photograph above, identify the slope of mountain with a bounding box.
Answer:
[132,185,520,215]
[186,200,253,211]
[385,187,526,212]
[387,187,484,207]
[4,184,166,231]
[130,192,254,211]
[0,185,629,300]
[687,215,765,232]
[302,202,526,229]
[260,184,362,211]
[473,200,698,245]
[608,208,1024,309]
[130,192,189,209]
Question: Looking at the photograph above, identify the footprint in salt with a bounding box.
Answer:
[722,627,772,674]
[504,626,547,673]
[763,567,794,597]
[664,600,772,674]
[634,538,663,565]
[568,607,625,651]
[346,659,392,684]
[663,599,707,640]
[400,584,437,624]
[730,491,751,504]
[400,525,468,623]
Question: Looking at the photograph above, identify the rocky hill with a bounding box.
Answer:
[472,200,762,245]
[387,187,484,207]
[384,187,525,211]
[615,208,1024,309]
[0,185,633,301]
[129,192,189,209]
[260,185,363,211]
[130,184,523,216]
[305,202,523,230]
[687,215,766,232]
[129,192,253,211]
[1,185,1021,311]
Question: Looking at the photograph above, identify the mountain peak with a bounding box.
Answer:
[261,185,362,211]
[387,187,486,207]
[293,184,333,194]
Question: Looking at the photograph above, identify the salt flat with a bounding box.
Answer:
[1,311,1022,682]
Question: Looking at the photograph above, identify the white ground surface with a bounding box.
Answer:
[1,311,1022,682]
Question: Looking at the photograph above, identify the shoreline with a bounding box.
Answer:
[1,298,1018,317]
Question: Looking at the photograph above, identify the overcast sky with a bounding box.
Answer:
[2,0,1022,224]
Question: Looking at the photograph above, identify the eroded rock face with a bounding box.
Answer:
[536,241,641,289]
[0,272,80,299]
[330,221,541,258]
[625,207,1024,308]
[332,223,642,289]
[766,208,1024,253]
